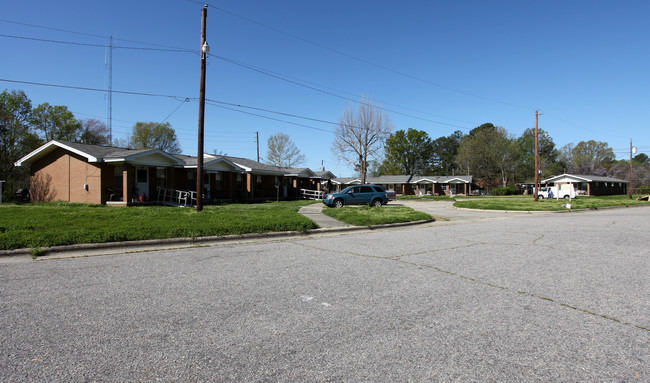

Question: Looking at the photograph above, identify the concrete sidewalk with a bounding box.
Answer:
[298,203,351,228]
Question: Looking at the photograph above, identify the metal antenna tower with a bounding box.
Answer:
[105,35,113,144]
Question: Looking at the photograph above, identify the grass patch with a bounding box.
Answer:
[453,194,649,211]
[322,205,432,226]
[0,200,318,251]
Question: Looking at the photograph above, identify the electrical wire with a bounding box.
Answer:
[161,98,191,123]
[0,18,196,51]
[0,78,194,100]
[196,1,534,111]
[206,102,333,133]
[213,55,473,130]
[0,33,196,53]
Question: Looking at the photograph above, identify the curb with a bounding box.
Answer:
[0,218,436,259]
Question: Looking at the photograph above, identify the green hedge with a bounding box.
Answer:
[490,187,516,196]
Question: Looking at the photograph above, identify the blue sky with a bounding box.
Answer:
[2,1,648,176]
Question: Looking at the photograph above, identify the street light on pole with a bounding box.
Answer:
[629,139,637,199]
[196,5,208,212]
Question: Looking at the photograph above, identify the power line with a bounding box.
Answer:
[206,102,333,133]
[0,18,196,51]
[213,55,478,128]
[199,2,534,111]
[0,78,193,100]
[161,98,191,123]
[213,55,473,131]
[0,33,196,53]
[0,18,108,40]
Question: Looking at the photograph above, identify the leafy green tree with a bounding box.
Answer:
[79,119,110,145]
[431,130,464,175]
[31,102,82,142]
[515,128,560,182]
[468,123,497,137]
[633,153,648,166]
[127,121,181,153]
[266,133,305,167]
[456,125,519,188]
[0,89,43,198]
[560,140,615,175]
[383,128,434,176]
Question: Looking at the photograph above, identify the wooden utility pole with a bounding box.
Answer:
[196,5,207,212]
[534,110,540,202]
[629,139,635,199]
[256,131,260,162]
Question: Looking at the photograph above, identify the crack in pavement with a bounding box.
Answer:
[290,239,649,333]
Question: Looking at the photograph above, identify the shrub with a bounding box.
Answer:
[637,185,650,194]
[490,187,516,196]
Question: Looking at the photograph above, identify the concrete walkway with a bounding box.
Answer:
[298,203,351,228]
[298,200,546,229]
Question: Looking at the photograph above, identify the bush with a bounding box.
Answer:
[490,187,516,196]
[637,185,650,194]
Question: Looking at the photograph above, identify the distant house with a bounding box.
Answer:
[314,170,336,193]
[14,140,331,205]
[331,175,473,196]
[542,174,629,196]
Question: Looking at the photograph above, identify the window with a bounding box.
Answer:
[360,186,373,193]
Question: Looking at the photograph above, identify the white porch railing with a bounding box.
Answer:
[157,187,198,207]
[301,189,325,200]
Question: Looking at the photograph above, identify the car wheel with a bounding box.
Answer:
[538,195,544,199]
[334,199,344,208]
[371,199,382,207]
[563,195,570,199]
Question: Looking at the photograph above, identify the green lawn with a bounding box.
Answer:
[453,195,650,211]
[0,201,318,251]
[322,205,432,226]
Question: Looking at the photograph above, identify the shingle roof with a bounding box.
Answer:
[57,141,151,159]
[543,173,628,183]
[218,155,286,174]
[332,175,473,184]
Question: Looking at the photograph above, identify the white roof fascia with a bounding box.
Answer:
[542,174,592,183]
[14,140,99,166]
[446,177,470,183]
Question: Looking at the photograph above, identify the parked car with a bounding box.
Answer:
[323,185,389,208]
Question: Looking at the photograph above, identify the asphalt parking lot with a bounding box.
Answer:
[1,204,648,381]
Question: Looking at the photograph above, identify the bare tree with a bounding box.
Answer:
[79,119,110,145]
[266,133,305,167]
[331,97,393,183]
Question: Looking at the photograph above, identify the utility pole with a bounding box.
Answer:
[256,131,260,162]
[196,5,208,212]
[534,110,540,202]
[629,139,637,199]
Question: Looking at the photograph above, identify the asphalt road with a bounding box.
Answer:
[1,205,648,382]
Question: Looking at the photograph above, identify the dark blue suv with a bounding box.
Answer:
[323,185,389,208]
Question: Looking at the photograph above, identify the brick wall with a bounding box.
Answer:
[29,148,104,204]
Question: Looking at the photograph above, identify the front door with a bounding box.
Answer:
[135,167,149,199]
